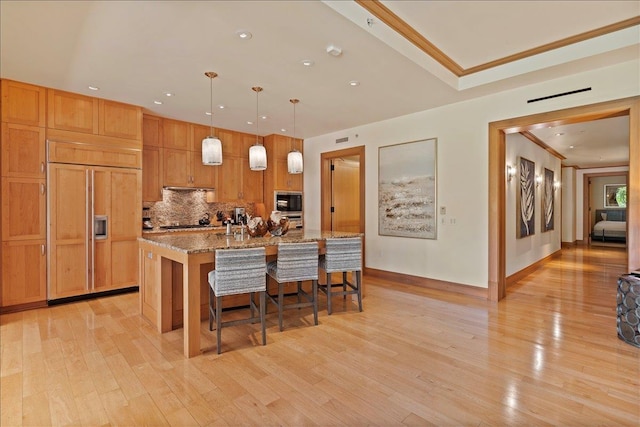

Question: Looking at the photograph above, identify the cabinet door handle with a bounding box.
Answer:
[40,183,46,195]
[40,162,45,174]
[41,244,46,256]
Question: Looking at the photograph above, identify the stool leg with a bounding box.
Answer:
[260,291,266,345]
[209,286,214,331]
[312,279,318,325]
[326,272,332,315]
[216,296,223,354]
[249,292,255,320]
[343,272,348,299]
[278,282,284,332]
[356,271,363,312]
[297,281,302,305]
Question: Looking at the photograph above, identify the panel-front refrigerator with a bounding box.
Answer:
[47,163,141,300]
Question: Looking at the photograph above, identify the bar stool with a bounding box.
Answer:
[319,237,363,315]
[208,247,267,354]
[266,242,319,331]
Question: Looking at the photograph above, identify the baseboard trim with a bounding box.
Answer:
[506,249,562,287]
[47,286,139,306]
[364,268,487,299]
[562,241,578,248]
[0,300,48,314]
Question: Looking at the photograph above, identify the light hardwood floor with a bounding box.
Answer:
[1,246,639,426]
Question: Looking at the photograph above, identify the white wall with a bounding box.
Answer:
[304,60,640,288]
[505,134,562,276]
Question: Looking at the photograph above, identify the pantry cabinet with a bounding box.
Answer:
[1,80,46,126]
[263,134,303,213]
[1,240,46,306]
[142,115,163,201]
[218,131,263,202]
[1,123,46,178]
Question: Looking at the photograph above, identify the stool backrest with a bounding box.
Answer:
[324,237,362,272]
[213,247,266,296]
[275,242,319,282]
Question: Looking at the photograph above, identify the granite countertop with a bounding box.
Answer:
[138,229,362,254]
[142,225,224,234]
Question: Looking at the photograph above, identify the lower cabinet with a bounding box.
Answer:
[1,240,46,307]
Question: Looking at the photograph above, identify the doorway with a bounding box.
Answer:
[488,96,640,301]
[320,146,365,234]
[584,171,628,247]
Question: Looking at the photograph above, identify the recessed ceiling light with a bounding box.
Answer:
[326,45,342,57]
[236,30,252,40]
[164,92,174,97]
[301,59,314,67]
[349,80,360,86]
[154,100,163,105]
[261,115,267,120]
[247,121,254,125]
[205,111,212,116]
[555,132,564,136]
[88,85,99,91]
[569,145,574,149]
[218,105,225,109]
[281,128,287,132]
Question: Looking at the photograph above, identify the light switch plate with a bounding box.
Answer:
[440,206,446,215]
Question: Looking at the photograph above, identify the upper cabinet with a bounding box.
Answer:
[47,89,142,141]
[47,89,99,134]
[1,123,46,178]
[1,80,46,127]
[162,118,191,150]
[143,115,162,147]
[99,99,142,140]
[263,134,303,213]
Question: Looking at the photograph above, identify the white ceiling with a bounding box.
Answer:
[1,1,638,166]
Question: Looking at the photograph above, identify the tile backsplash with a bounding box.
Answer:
[143,189,256,227]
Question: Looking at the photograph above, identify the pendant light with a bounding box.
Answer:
[202,72,222,165]
[287,98,303,174]
[249,86,267,171]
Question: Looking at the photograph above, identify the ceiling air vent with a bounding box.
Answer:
[527,87,591,104]
[336,136,349,144]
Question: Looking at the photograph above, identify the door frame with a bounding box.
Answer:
[489,96,640,301]
[583,171,629,245]
[320,145,366,234]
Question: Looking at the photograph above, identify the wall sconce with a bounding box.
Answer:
[553,180,561,190]
[535,174,543,187]
[506,165,516,182]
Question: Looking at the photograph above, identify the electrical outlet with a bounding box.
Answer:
[449,218,457,225]
[440,206,446,215]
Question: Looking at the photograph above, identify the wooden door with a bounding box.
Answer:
[1,177,46,241]
[331,157,361,232]
[1,239,46,306]
[48,164,89,299]
[0,79,46,127]
[163,148,191,186]
[162,119,191,150]
[142,147,162,201]
[1,123,46,178]
[143,115,162,147]
[99,100,142,140]
[93,167,141,292]
[218,156,242,201]
[191,124,218,188]
[47,89,99,134]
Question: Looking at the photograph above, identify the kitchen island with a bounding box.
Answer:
[138,229,362,358]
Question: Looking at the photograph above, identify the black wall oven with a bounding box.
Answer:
[274,191,303,228]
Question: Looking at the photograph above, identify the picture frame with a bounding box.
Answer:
[604,184,627,208]
[516,156,535,238]
[378,138,437,239]
[542,168,554,232]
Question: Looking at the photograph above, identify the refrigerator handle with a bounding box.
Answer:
[91,169,95,291]
[85,169,90,292]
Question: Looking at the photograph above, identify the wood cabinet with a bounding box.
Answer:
[143,115,162,147]
[263,134,303,212]
[48,163,140,300]
[143,146,162,201]
[161,123,218,189]
[162,118,191,150]
[1,80,48,308]
[1,240,46,306]
[1,80,46,127]
[47,89,142,141]
[218,131,263,202]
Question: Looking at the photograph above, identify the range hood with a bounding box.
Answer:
[163,186,216,191]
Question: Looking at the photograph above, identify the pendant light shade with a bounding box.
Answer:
[287,98,303,174]
[249,86,267,171]
[202,72,222,166]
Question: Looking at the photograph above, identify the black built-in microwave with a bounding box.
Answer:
[274,191,302,214]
